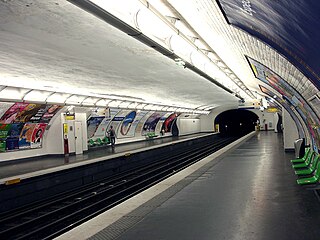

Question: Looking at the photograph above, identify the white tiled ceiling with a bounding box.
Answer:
[167,0,319,101]
[0,0,239,111]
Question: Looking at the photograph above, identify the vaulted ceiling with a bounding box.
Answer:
[0,0,319,114]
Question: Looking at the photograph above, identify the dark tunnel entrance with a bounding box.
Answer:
[215,109,259,137]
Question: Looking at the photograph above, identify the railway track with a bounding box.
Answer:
[0,136,237,239]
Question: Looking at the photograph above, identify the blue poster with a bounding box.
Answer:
[217,0,320,89]
[118,111,137,138]
[6,123,24,150]
[142,112,163,135]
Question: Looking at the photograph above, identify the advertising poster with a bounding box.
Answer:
[141,112,163,135]
[0,102,62,124]
[135,111,153,136]
[0,124,11,139]
[161,113,179,133]
[249,57,320,152]
[118,111,137,138]
[0,102,29,124]
[40,105,63,123]
[87,116,105,138]
[14,104,46,123]
[28,104,50,123]
[91,108,121,139]
[30,123,47,148]
[0,102,14,120]
[0,140,5,152]
[259,85,304,138]
[155,112,171,134]
[125,110,148,138]
[217,0,320,89]
[6,123,24,151]
[0,124,11,151]
[110,110,131,135]
[19,123,47,149]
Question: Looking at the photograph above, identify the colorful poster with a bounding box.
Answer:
[6,123,24,151]
[142,112,163,135]
[0,140,5,152]
[259,85,304,138]
[0,124,11,139]
[91,108,121,139]
[14,104,47,123]
[0,102,61,152]
[40,104,63,123]
[161,113,179,133]
[19,123,47,149]
[248,57,320,152]
[118,111,137,138]
[0,102,13,120]
[28,104,50,123]
[110,110,131,135]
[0,102,29,124]
[217,0,320,89]
[135,111,153,136]
[155,112,170,134]
[0,102,62,125]
[125,110,148,138]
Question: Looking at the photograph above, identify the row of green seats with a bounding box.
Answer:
[145,132,158,139]
[88,136,110,147]
[291,148,320,185]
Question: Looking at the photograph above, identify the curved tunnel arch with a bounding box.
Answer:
[215,109,259,137]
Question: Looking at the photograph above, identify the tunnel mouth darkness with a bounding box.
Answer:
[215,109,259,137]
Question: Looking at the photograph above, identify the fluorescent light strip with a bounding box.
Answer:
[0,85,210,115]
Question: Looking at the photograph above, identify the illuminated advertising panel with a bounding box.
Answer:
[259,85,304,138]
[248,56,320,152]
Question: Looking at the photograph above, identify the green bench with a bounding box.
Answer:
[297,158,320,185]
[295,154,319,176]
[291,147,320,185]
[292,151,315,169]
[88,138,96,147]
[88,136,110,148]
[145,132,158,139]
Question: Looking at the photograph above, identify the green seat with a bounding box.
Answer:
[95,138,103,146]
[295,154,319,176]
[102,136,110,144]
[297,159,320,185]
[292,151,314,169]
[291,148,310,163]
[88,139,95,147]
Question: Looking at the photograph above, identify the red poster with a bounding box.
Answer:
[19,123,47,149]
[0,103,29,124]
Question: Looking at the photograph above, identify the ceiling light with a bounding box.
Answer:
[23,90,52,102]
[0,87,31,101]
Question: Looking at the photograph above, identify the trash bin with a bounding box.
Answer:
[294,138,305,158]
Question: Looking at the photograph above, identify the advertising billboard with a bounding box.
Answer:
[259,85,304,138]
[217,0,320,89]
[141,112,163,135]
[249,56,320,152]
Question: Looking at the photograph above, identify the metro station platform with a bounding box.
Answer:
[57,131,320,240]
[0,133,212,182]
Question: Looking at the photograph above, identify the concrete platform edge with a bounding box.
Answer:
[0,133,217,184]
